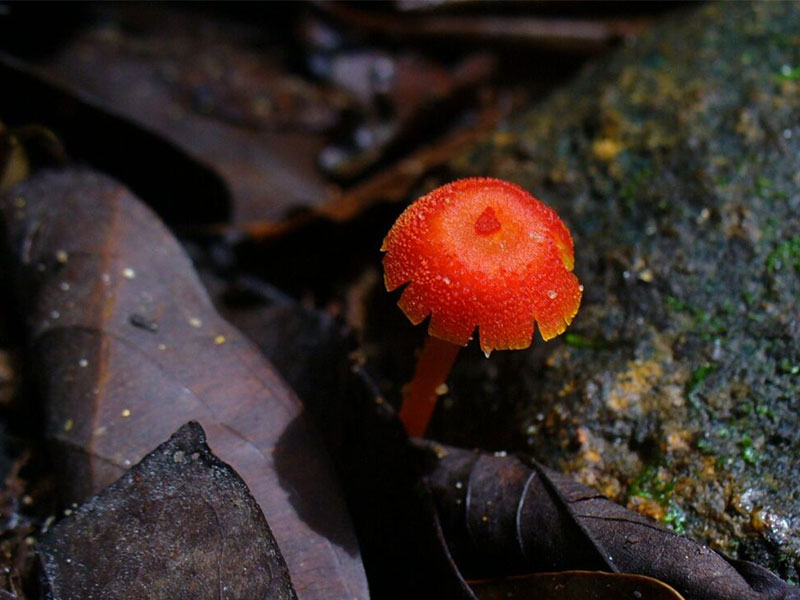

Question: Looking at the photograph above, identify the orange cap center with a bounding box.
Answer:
[474,207,502,236]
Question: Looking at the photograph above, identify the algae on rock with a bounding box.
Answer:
[444,3,800,581]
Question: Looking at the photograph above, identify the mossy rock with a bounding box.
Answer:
[441,2,800,581]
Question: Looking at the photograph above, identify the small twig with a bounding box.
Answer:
[318,2,651,51]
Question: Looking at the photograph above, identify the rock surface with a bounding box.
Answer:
[439,2,800,580]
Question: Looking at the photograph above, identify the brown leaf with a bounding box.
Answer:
[234,101,501,239]
[0,168,368,600]
[214,280,477,598]
[37,422,296,600]
[17,5,498,239]
[0,53,230,227]
[419,442,800,600]
[31,7,334,228]
[470,570,685,600]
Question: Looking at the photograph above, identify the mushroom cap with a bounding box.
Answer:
[381,177,582,354]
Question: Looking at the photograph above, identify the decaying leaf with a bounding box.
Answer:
[211,280,475,599]
[0,53,230,227]
[26,6,343,228]
[37,422,296,600]
[0,168,368,600]
[419,442,800,600]
[6,4,498,239]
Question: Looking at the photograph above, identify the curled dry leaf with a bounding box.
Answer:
[37,422,296,600]
[0,168,368,600]
[418,442,800,600]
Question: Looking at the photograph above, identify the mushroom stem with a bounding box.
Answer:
[398,335,461,437]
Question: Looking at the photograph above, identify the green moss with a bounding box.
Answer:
[665,293,728,341]
[741,290,757,305]
[766,237,800,274]
[627,463,687,534]
[742,445,760,466]
[756,176,773,198]
[696,436,714,452]
[739,433,762,466]
[688,363,716,393]
[565,333,606,350]
[663,503,688,535]
[774,63,800,82]
[756,404,777,419]
[778,358,800,375]
[720,298,737,315]
[627,464,675,505]
[665,295,691,312]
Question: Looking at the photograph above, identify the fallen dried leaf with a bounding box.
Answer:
[0,53,230,227]
[0,168,368,600]
[419,442,800,600]
[37,422,296,600]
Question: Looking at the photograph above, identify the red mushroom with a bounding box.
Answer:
[381,177,582,437]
